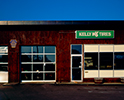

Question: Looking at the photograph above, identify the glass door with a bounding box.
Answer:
[71,45,82,82]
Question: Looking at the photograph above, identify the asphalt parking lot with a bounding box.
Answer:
[0,83,124,100]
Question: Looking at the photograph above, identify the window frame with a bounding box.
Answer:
[21,46,56,82]
[84,44,114,78]
[0,46,8,83]
[71,44,83,82]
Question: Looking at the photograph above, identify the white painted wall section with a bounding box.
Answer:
[84,70,98,78]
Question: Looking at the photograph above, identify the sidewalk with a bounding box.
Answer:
[2,82,124,86]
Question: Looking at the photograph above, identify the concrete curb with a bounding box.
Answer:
[2,82,124,86]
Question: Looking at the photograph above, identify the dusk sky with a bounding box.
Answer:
[0,0,124,20]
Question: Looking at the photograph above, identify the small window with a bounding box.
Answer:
[21,46,31,53]
[21,73,32,80]
[33,55,43,62]
[0,64,8,71]
[45,64,55,71]
[33,46,43,53]
[21,64,31,71]
[71,45,82,54]
[33,64,43,71]
[114,52,124,69]
[100,53,113,70]
[84,53,98,70]
[45,46,55,53]
[45,55,55,62]
[33,73,43,80]
[45,73,55,80]
[21,55,31,62]
[0,55,8,62]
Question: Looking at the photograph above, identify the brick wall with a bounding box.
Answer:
[0,30,124,82]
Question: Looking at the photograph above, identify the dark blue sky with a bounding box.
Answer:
[0,0,124,20]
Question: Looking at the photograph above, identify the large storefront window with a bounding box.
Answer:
[84,44,124,78]
[0,46,8,82]
[71,45,82,81]
[21,46,56,82]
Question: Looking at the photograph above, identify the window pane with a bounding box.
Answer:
[45,55,55,62]
[45,73,55,80]
[21,73,32,80]
[100,53,113,70]
[33,64,43,71]
[72,68,81,80]
[72,56,81,67]
[114,52,124,69]
[0,55,8,62]
[0,64,8,71]
[0,46,8,54]
[45,64,55,71]
[33,73,43,80]
[45,46,55,53]
[21,55,31,62]
[21,46,31,53]
[33,46,43,53]
[72,45,82,54]
[33,55,43,62]
[84,53,98,70]
[21,64,31,71]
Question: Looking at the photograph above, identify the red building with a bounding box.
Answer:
[0,21,124,83]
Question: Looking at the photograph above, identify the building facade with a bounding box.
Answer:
[0,21,124,83]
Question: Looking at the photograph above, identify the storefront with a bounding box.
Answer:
[0,21,124,83]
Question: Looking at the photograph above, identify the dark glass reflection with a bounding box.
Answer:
[21,55,31,62]
[45,64,55,71]
[72,69,81,80]
[21,46,31,53]
[72,45,82,54]
[33,73,43,80]
[45,73,55,80]
[0,55,8,62]
[84,53,98,70]
[21,73,31,80]
[114,52,124,69]
[0,64,8,71]
[100,53,113,70]
[45,55,55,62]
[45,46,55,53]
[33,55,43,62]
[21,64,31,71]
[72,56,81,67]
[33,64,43,71]
[33,46,43,53]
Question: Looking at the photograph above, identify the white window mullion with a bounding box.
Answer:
[31,46,33,80]
[98,44,100,78]
[43,46,45,80]
[113,45,114,77]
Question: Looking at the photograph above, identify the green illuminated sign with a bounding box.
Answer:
[75,30,114,39]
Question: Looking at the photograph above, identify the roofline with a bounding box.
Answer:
[0,21,124,25]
